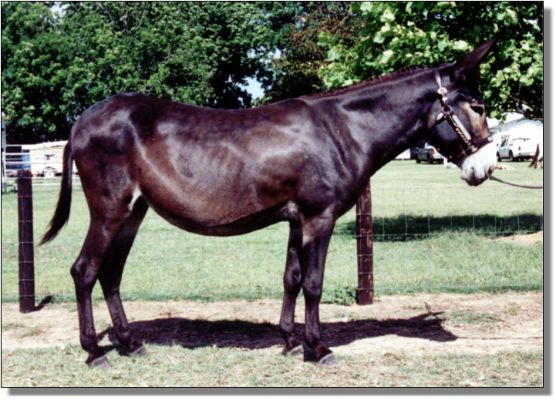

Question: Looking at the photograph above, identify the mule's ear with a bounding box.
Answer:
[453,37,497,81]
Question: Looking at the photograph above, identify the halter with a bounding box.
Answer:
[433,70,493,159]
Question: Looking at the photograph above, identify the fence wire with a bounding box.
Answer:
[369,183,543,241]
[1,171,544,304]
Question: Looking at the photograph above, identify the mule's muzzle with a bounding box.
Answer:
[460,142,497,186]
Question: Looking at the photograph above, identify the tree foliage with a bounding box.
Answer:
[319,1,543,120]
[1,2,298,142]
[262,2,361,103]
[1,2,544,143]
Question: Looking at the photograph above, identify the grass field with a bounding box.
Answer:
[1,160,544,388]
[1,161,543,304]
[2,346,542,387]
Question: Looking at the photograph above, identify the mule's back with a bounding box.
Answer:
[70,93,336,235]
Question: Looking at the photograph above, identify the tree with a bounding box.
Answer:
[262,2,362,103]
[1,2,68,142]
[319,2,543,120]
[1,2,299,142]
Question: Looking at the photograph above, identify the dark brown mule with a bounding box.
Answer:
[41,39,498,367]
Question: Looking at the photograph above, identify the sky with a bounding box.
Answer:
[243,78,264,101]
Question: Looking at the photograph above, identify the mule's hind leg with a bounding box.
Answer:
[278,222,303,356]
[71,216,128,367]
[299,213,336,365]
[98,198,148,356]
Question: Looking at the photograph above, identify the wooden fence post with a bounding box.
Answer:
[356,181,373,305]
[17,170,35,313]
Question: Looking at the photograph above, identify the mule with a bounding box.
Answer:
[41,39,498,367]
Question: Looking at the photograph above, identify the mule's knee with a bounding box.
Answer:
[302,280,322,304]
[284,265,302,294]
[70,257,97,291]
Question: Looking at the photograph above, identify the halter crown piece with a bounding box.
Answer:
[433,70,492,157]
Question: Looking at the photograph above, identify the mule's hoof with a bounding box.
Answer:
[318,353,338,366]
[130,345,148,357]
[88,355,112,369]
[283,344,303,357]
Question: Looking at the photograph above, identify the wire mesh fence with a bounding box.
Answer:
[1,161,544,307]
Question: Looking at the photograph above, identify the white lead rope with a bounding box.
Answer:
[488,175,543,190]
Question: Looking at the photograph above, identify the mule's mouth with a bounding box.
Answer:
[460,141,497,186]
[461,166,495,186]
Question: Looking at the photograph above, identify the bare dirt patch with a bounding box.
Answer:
[2,292,542,357]
[494,231,543,245]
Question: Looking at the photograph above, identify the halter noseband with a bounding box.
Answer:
[433,70,492,159]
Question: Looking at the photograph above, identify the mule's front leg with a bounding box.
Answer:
[301,215,336,365]
[279,223,303,356]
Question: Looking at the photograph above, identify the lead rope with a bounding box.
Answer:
[488,175,543,190]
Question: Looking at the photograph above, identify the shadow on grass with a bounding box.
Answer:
[98,312,456,353]
[334,213,543,241]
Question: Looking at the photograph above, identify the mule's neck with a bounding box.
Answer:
[331,68,441,176]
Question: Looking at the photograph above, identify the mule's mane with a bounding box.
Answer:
[304,66,430,99]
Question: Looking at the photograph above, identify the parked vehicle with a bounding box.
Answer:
[409,146,421,160]
[415,144,445,164]
[491,118,543,161]
[497,136,537,161]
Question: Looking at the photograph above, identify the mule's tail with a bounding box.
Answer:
[39,141,73,245]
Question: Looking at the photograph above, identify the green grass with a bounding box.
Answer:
[1,345,543,387]
[1,161,543,303]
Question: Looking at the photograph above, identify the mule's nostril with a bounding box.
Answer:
[488,165,495,175]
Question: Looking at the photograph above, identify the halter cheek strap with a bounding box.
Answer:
[433,71,493,156]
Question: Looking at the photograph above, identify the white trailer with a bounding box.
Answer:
[21,140,67,177]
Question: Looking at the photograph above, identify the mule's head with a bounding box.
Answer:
[427,38,498,186]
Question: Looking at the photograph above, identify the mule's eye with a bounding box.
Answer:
[470,104,485,116]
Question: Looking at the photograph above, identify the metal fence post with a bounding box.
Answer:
[17,169,35,313]
[356,181,373,305]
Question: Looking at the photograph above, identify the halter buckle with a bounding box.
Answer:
[437,87,448,103]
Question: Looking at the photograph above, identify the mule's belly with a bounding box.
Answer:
[144,193,291,236]
[133,139,303,236]
[132,156,298,236]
